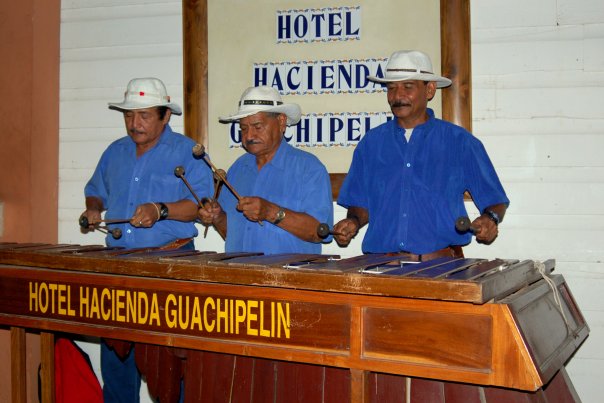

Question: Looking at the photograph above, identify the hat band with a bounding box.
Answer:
[241,99,284,107]
[125,91,169,101]
[387,68,434,75]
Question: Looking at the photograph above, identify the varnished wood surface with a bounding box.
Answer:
[0,243,546,304]
[40,333,55,403]
[10,327,26,403]
[0,243,589,392]
[183,0,208,148]
[441,0,472,132]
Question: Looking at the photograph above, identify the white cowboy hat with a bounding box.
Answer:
[108,77,182,115]
[367,50,452,88]
[219,86,301,126]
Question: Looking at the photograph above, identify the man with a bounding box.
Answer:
[198,85,333,254]
[82,77,213,402]
[334,50,509,259]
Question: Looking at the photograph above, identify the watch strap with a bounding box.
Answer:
[158,202,169,221]
[483,209,500,225]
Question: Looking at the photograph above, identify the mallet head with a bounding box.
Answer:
[174,166,185,177]
[192,143,206,158]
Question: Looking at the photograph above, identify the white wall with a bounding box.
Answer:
[467,1,604,400]
[59,0,604,401]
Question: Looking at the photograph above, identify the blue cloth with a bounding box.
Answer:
[338,109,509,254]
[85,124,213,248]
[220,139,333,254]
[100,342,141,403]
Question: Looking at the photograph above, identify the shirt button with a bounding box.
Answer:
[399,242,405,249]
[134,177,139,181]
[403,213,407,217]
[406,163,411,167]
[126,229,132,234]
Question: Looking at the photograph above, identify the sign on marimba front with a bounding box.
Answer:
[0,266,351,351]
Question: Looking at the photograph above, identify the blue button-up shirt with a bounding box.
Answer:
[338,109,509,254]
[85,124,213,248]
[220,139,333,254]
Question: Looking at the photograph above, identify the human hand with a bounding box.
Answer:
[130,203,160,228]
[197,200,223,226]
[80,209,102,232]
[471,215,498,244]
[332,218,360,247]
[236,197,272,223]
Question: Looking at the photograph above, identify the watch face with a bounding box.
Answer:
[160,204,169,219]
[274,208,285,224]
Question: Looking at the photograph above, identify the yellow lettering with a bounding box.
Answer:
[127,291,136,323]
[80,287,89,318]
[178,295,190,330]
[149,294,160,326]
[38,283,49,314]
[271,301,275,337]
[259,300,270,337]
[235,299,246,335]
[29,282,38,312]
[165,294,177,328]
[138,292,148,324]
[48,283,58,314]
[191,297,202,330]
[247,300,259,336]
[277,303,290,339]
[115,289,126,322]
[230,299,234,334]
[67,285,75,316]
[57,284,67,315]
[204,297,215,332]
[101,288,111,321]
[90,288,100,319]
[216,299,228,333]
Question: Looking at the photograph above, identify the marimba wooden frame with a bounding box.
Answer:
[0,243,589,403]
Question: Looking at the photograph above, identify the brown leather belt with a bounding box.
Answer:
[401,245,464,262]
[159,237,194,250]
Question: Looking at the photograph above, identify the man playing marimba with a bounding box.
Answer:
[81,77,214,402]
[198,86,333,254]
[334,50,509,259]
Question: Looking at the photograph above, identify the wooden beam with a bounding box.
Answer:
[40,333,55,403]
[440,0,472,132]
[182,0,208,147]
[10,327,26,403]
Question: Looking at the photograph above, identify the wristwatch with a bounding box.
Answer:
[483,209,500,225]
[273,207,286,225]
[158,202,169,221]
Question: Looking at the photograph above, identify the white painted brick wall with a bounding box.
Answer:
[470,1,604,400]
[58,0,604,401]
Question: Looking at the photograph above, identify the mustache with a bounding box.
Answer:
[390,100,410,108]
[245,140,261,146]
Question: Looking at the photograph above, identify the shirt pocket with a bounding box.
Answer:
[146,173,182,202]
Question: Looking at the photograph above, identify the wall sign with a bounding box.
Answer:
[276,6,361,43]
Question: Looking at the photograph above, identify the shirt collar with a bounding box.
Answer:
[268,139,289,171]
[242,138,289,171]
[392,108,436,133]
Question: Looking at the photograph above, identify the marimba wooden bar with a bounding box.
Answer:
[0,243,589,402]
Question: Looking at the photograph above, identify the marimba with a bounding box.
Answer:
[0,243,589,402]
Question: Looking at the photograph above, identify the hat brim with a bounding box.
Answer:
[219,104,301,126]
[108,101,182,115]
[367,73,452,88]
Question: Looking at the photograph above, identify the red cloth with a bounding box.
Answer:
[55,338,103,403]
